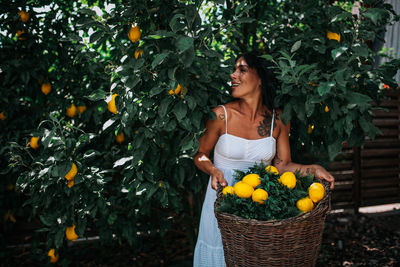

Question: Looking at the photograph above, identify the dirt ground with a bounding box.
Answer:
[2,209,400,266]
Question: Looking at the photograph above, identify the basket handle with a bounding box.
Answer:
[216,183,225,201]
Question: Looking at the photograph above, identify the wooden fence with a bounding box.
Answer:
[328,90,400,212]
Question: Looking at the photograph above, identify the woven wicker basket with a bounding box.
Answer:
[214,181,330,267]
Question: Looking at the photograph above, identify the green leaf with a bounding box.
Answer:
[125,76,140,89]
[152,52,170,69]
[331,47,348,60]
[346,92,372,104]
[181,47,195,67]
[54,228,64,248]
[364,8,387,25]
[327,139,342,161]
[158,97,173,118]
[237,17,256,24]
[85,90,107,101]
[352,44,369,58]
[89,31,103,43]
[260,54,274,61]
[169,14,186,33]
[291,40,301,53]
[176,36,194,53]
[149,86,165,97]
[147,30,175,39]
[173,101,187,121]
[317,82,335,96]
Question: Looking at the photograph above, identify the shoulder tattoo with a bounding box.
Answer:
[257,113,272,137]
[218,113,225,121]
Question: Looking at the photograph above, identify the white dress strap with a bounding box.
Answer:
[219,105,228,134]
[270,109,275,136]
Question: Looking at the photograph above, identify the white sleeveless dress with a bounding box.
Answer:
[193,105,276,267]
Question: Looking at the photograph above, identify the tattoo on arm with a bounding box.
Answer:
[257,113,271,137]
[274,154,282,165]
[218,113,225,121]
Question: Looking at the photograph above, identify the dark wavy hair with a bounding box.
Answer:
[237,51,279,111]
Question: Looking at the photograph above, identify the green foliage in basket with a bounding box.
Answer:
[217,163,317,221]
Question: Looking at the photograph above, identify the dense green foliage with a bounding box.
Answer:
[0,0,399,264]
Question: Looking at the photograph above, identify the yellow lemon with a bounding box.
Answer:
[233,181,254,198]
[134,49,143,59]
[308,182,325,203]
[252,188,268,205]
[296,197,314,212]
[108,94,118,114]
[66,104,77,118]
[77,105,87,114]
[65,224,78,241]
[0,111,6,120]
[169,84,182,95]
[222,186,235,195]
[128,25,141,43]
[67,179,74,188]
[18,11,29,22]
[307,124,314,134]
[16,30,26,40]
[41,82,51,95]
[242,173,261,188]
[30,136,40,149]
[278,172,296,189]
[65,163,77,181]
[265,165,279,175]
[327,31,340,42]
[116,132,125,144]
[48,249,59,263]
[325,105,329,112]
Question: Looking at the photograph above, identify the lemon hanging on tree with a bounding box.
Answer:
[116,132,125,144]
[128,25,141,43]
[41,82,51,95]
[47,249,59,263]
[30,136,40,149]
[66,104,77,118]
[107,94,118,114]
[65,163,77,181]
[65,224,78,241]
[18,10,29,22]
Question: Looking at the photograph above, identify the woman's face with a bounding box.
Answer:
[230,57,261,99]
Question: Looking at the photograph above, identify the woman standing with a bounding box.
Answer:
[193,51,335,267]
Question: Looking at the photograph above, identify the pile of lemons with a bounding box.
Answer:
[222,165,325,214]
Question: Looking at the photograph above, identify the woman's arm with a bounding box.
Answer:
[194,106,228,190]
[273,114,335,189]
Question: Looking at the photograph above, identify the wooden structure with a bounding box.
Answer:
[328,90,400,212]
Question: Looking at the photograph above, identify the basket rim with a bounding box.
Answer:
[214,180,331,226]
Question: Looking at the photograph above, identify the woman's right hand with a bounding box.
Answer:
[210,167,227,190]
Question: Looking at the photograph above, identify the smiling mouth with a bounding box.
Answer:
[231,82,240,88]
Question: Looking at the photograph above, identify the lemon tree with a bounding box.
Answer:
[0,0,399,264]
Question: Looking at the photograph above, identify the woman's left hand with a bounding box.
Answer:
[314,165,335,190]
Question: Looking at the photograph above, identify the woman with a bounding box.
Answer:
[192,51,335,267]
